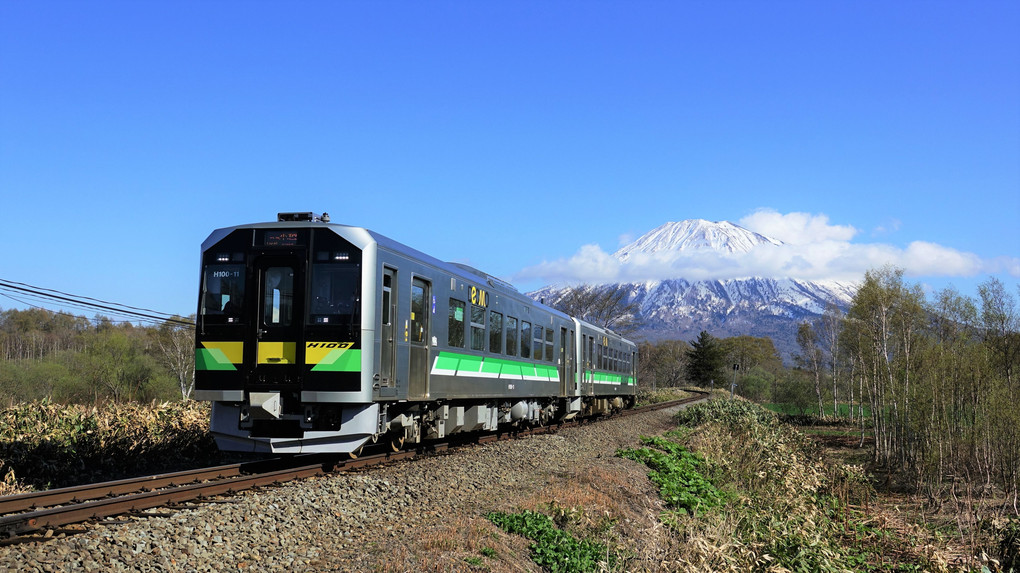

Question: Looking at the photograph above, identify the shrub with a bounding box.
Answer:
[617,436,724,516]
[487,509,615,573]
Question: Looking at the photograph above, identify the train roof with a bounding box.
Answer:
[203,215,570,319]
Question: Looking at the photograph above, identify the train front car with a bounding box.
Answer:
[194,213,377,454]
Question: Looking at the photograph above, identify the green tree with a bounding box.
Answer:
[685,331,726,388]
[978,277,1018,389]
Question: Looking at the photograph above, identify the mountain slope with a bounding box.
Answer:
[529,220,856,359]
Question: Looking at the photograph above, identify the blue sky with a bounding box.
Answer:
[1,1,1018,319]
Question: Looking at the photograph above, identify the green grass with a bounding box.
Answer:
[764,402,871,417]
[487,509,615,573]
[617,435,726,516]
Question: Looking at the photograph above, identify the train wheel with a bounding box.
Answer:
[390,436,404,452]
[348,445,364,459]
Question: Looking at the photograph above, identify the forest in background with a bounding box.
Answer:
[640,271,1020,514]
[0,308,194,404]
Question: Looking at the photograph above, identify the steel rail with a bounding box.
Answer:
[0,454,331,516]
[0,464,246,515]
[0,463,326,537]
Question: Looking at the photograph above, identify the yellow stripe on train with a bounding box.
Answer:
[257,342,296,364]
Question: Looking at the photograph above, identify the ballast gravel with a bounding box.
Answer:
[1,406,686,572]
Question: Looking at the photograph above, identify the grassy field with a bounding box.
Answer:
[764,402,871,418]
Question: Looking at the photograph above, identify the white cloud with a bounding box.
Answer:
[513,211,1020,286]
[738,209,857,244]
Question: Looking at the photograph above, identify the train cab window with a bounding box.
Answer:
[533,326,544,361]
[489,311,503,353]
[263,267,294,326]
[506,316,518,356]
[201,261,245,323]
[545,328,554,362]
[448,298,466,348]
[308,262,359,325]
[521,321,532,359]
[470,304,485,351]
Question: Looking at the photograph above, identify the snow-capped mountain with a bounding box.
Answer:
[529,219,857,358]
[614,219,783,260]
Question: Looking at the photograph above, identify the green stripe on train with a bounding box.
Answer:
[434,351,556,378]
[311,348,362,372]
[196,348,237,371]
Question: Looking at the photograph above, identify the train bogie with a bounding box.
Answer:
[194,213,637,453]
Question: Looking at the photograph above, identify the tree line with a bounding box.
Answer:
[0,307,195,404]
[799,269,1019,508]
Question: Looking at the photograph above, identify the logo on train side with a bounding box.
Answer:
[306,342,354,350]
[305,341,355,365]
[470,286,488,307]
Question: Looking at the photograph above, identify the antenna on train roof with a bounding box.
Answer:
[277,212,330,222]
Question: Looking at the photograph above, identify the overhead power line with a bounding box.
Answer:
[0,278,195,328]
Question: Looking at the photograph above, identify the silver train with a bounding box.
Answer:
[194,212,637,454]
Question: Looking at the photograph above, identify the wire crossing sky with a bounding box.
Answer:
[1,2,1018,319]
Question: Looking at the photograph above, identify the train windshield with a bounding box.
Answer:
[201,263,246,323]
[309,255,360,327]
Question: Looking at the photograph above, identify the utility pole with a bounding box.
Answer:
[730,363,739,400]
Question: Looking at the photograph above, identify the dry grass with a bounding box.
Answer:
[637,387,697,405]
[807,423,1016,572]
[0,399,214,492]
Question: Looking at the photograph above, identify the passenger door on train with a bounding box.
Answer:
[379,268,397,391]
[247,255,305,390]
[408,276,431,399]
[583,335,595,396]
[559,327,575,396]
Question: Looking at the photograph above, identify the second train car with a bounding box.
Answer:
[194,212,637,453]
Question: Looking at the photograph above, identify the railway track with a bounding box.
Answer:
[0,392,706,543]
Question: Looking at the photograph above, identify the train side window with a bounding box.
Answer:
[506,316,518,356]
[448,298,466,348]
[470,304,485,351]
[489,311,503,353]
[545,328,554,362]
[381,274,392,326]
[410,279,427,344]
[521,321,532,359]
[533,325,543,361]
